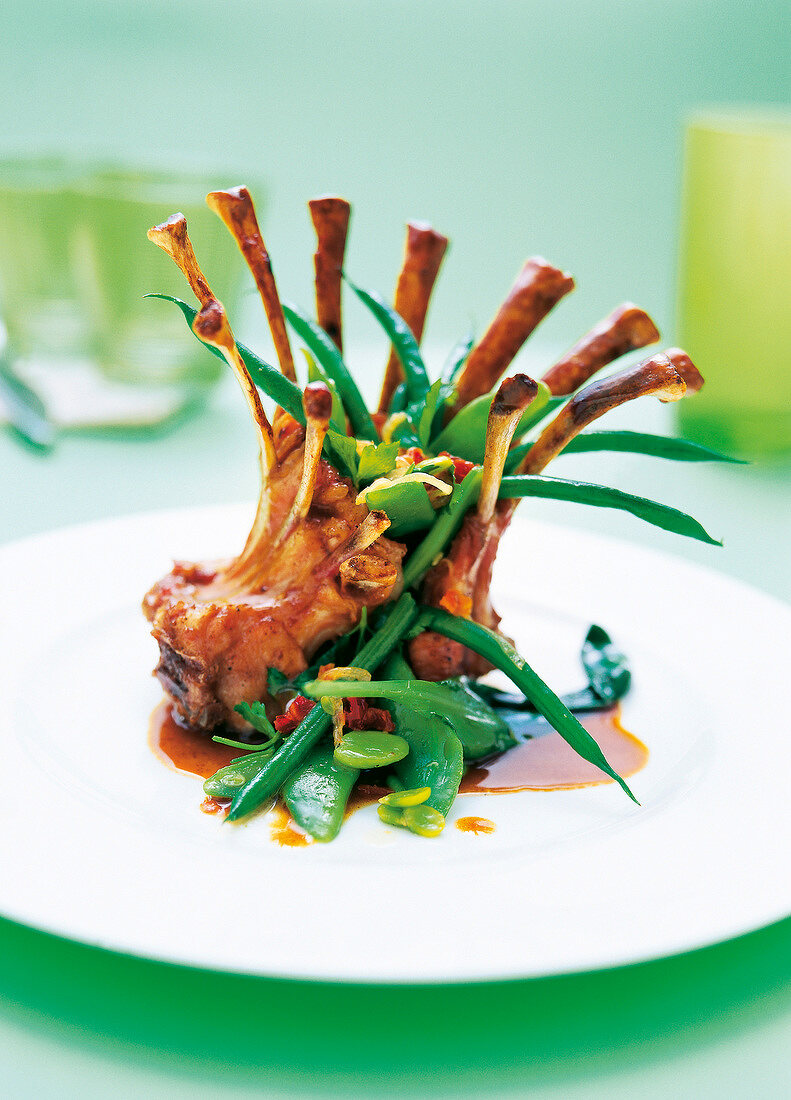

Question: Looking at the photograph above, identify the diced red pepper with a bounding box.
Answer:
[274,695,316,734]
[402,446,426,466]
[439,451,475,483]
[343,698,395,732]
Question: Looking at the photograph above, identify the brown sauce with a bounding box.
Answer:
[150,701,648,837]
[456,816,496,834]
[149,701,239,779]
[344,782,390,817]
[460,706,647,794]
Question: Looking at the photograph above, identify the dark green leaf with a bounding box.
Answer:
[267,667,291,697]
[581,624,631,704]
[436,678,515,759]
[282,301,377,441]
[475,623,632,719]
[498,474,722,546]
[344,276,430,404]
[388,382,408,415]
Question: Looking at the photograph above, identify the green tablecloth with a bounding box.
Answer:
[1,368,790,1098]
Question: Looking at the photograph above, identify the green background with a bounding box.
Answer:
[1,1,790,1096]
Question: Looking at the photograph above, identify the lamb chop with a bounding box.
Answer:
[143,197,404,730]
[409,302,703,680]
[144,186,709,734]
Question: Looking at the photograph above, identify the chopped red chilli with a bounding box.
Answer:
[402,446,426,466]
[274,695,316,734]
[344,697,395,732]
[439,451,475,482]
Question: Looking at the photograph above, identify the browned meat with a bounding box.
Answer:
[144,421,405,731]
[409,506,511,680]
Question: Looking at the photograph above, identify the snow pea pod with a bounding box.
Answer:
[225,593,419,821]
[203,751,276,799]
[384,656,463,817]
[364,479,437,536]
[281,744,359,843]
[430,382,551,462]
[438,677,515,760]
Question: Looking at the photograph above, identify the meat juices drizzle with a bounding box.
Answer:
[150,701,648,837]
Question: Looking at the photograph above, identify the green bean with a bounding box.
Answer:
[402,467,482,589]
[344,276,430,404]
[282,301,378,441]
[416,606,638,803]
[225,594,419,821]
[498,474,721,546]
[559,430,745,464]
[306,351,347,433]
[281,745,359,842]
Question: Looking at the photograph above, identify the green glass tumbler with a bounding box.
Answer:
[676,110,791,458]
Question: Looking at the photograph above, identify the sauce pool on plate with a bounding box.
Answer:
[150,701,649,836]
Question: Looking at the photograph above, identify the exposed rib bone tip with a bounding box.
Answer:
[617,303,661,345]
[491,373,539,417]
[206,186,251,214]
[147,212,187,248]
[665,348,704,393]
[303,380,333,424]
[478,374,539,523]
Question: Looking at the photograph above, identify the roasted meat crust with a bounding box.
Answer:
[144,423,405,731]
[409,504,512,680]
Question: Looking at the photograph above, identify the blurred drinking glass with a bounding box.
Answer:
[676,109,791,458]
[0,157,249,428]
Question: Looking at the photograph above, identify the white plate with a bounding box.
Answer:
[2,505,790,983]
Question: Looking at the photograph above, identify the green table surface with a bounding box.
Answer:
[1,354,790,1098]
